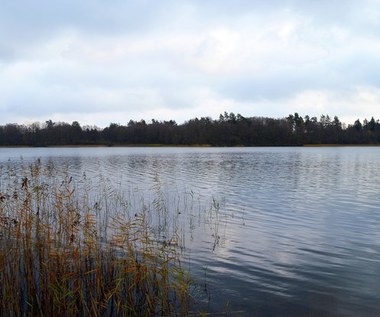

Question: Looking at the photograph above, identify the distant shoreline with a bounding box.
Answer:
[303,144,380,147]
[1,112,379,147]
[1,143,380,148]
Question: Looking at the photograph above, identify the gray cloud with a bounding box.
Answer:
[1,0,380,126]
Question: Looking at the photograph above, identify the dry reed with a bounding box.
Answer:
[0,160,191,316]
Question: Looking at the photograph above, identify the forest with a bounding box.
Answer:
[0,112,379,146]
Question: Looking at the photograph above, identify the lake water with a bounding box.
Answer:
[1,146,380,316]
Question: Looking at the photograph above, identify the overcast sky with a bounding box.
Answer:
[1,0,379,127]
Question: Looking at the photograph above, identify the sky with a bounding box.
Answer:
[1,0,380,128]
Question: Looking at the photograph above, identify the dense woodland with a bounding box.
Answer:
[0,113,380,146]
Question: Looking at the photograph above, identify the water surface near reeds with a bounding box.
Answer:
[1,146,380,316]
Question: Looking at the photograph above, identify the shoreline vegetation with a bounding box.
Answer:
[1,143,380,148]
[0,160,208,316]
[1,112,380,147]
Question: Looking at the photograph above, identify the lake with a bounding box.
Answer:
[1,146,380,316]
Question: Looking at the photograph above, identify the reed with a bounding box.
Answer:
[0,160,192,316]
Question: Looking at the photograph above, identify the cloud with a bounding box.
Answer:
[247,86,380,124]
[1,1,380,126]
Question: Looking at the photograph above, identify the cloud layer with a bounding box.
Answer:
[1,0,379,126]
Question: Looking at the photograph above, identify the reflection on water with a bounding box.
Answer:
[1,146,380,316]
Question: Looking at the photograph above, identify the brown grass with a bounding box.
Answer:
[0,160,191,316]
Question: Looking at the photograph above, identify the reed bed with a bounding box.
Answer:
[0,160,192,316]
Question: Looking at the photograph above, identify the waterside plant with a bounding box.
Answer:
[0,160,191,316]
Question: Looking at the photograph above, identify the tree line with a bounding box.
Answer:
[0,113,380,146]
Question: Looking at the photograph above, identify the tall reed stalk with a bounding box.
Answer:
[0,160,191,316]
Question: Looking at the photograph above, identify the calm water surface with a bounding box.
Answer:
[1,146,380,316]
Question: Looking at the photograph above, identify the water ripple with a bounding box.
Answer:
[1,146,380,316]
